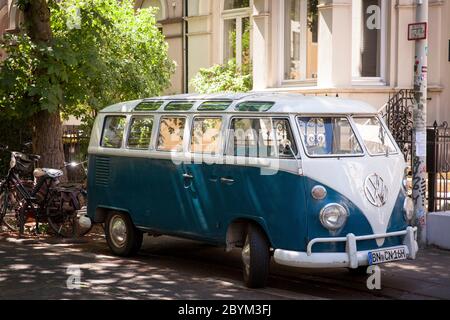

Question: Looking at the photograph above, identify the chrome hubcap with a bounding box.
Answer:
[242,236,251,274]
[110,216,127,248]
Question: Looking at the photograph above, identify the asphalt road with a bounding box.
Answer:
[1,229,450,300]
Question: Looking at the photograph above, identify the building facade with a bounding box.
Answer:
[183,0,450,125]
[1,0,449,125]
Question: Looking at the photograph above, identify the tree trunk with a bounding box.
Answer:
[32,110,65,171]
[22,0,52,43]
[22,0,65,172]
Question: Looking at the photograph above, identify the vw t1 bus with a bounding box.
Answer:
[87,93,418,288]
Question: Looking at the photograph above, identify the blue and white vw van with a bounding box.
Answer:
[87,93,418,288]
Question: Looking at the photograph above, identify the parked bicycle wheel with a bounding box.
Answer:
[0,187,20,232]
[46,191,91,238]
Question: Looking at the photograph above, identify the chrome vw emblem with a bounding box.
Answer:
[364,174,388,207]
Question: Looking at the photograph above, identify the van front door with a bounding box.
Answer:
[186,117,307,250]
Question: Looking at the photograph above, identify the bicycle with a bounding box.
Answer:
[0,144,92,237]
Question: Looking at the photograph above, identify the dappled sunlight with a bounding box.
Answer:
[0,231,275,300]
[1,229,450,300]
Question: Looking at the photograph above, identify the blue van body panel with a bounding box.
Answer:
[88,155,408,253]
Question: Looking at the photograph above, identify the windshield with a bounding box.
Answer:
[297,117,363,156]
[353,116,397,155]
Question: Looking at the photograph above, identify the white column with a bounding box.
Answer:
[186,1,213,92]
[395,0,416,88]
[252,0,271,90]
[317,0,352,87]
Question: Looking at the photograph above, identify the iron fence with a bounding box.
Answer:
[379,90,450,212]
[427,122,450,212]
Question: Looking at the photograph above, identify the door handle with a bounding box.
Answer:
[220,177,235,184]
[183,173,194,180]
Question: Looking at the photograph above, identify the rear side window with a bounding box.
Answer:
[190,117,223,154]
[226,118,297,158]
[157,117,186,152]
[101,116,126,148]
[127,116,154,149]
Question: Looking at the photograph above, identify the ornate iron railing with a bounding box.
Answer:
[380,89,415,166]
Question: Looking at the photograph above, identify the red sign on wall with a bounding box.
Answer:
[408,22,427,41]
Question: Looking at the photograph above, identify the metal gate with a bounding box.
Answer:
[380,89,414,167]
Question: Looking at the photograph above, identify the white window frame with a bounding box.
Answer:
[220,1,252,68]
[278,0,318,86]
[140,0,167,21]
[351,0,388,86]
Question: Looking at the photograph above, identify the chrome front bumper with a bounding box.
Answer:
[274,226,418,269]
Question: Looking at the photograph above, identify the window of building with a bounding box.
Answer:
[224,0,250,10]
[101,116,126,149]
[190,117,223,154]
[283,0,318,82]
[222,0,251,69]
[140,0,166,21]
[127,116,154,150]
[351,0,387,83]
[226,118,297,158]
[157,117,186,152]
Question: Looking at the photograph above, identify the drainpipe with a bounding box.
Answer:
[412,0,428,247]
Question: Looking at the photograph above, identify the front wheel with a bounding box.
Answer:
[105,212,143,257]
[241,224,271,288]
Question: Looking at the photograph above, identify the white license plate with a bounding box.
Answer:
[368,246,407,265]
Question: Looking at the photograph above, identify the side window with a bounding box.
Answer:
[101,116,126,148]
[157,117,186,152]
[191,117,223,154]
[273,119,298,158]
[226,118,297,158]
[127,116,154,149]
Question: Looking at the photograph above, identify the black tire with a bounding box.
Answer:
[348,266,368,276]
[47,191,93,238]
[105,212,143,257]
[0,187,20,232]
[241,224,271,288]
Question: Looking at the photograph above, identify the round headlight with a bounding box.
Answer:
[320,203,349,231]
[404,197,414,221]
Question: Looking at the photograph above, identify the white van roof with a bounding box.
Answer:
[100,92,378,115]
